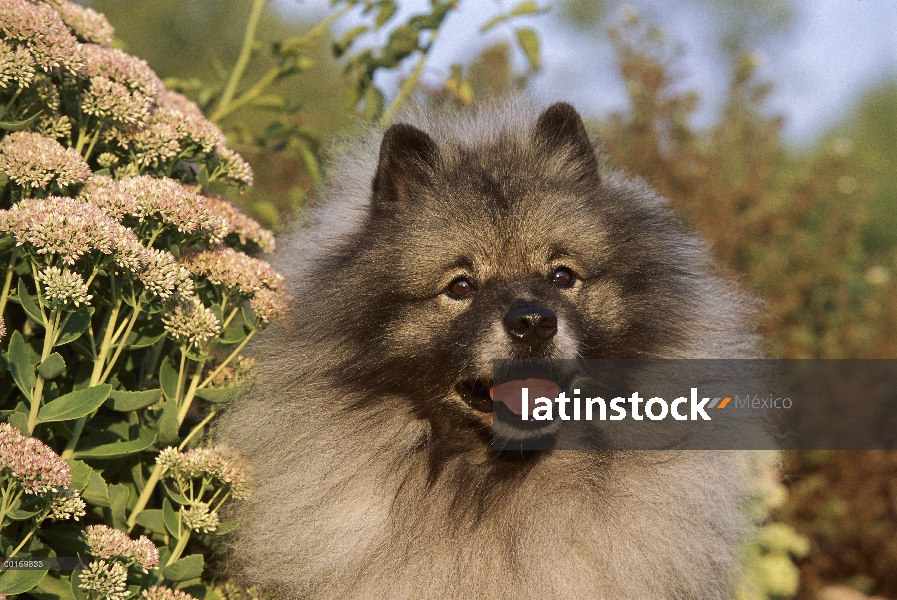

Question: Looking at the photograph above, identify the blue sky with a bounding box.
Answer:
[276,0,897,146]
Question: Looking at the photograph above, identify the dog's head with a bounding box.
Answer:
[310,103,702,439]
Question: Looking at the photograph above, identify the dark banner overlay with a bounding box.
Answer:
[0,557,89,570]
[490,360,897,451]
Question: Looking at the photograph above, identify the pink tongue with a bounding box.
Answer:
[491,379,560,416]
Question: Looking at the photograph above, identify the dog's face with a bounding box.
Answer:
[321,104,695,438]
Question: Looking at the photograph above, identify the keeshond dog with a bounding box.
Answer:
[216,100,763,599]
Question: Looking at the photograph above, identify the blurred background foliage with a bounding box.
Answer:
[81,0,897,598]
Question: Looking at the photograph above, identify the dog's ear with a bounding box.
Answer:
[372,123,439,204]
[532,103,599,182]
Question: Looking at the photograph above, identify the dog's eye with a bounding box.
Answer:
[551,267,574,287]
[447,277,475,298]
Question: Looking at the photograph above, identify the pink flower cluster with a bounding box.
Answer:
[83,524,159,572]
[0,38,35,88]
[0,423,71,495]
[143,586,198,600]
[213,146,254,188]
[0,0,82,73]
[0,196,144,270]
[249,287,291,324]
[0,131,91,191]
[52,0,115,46]
[80,44,162,99]
[143,248,194,301]
[204,194,276,253]
[79,175,228,242]
[180,246,284,296]
[161,296,221,347]
[157,445,250,499]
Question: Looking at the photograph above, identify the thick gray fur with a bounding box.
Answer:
[215,98,765,599]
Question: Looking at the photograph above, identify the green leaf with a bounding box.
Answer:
[135,509,166,534]
[64,459,93,490]
[7,405,28,433]
[36,384,111,424]
[160,356,179,402]
[17,279,44,326]
[7,507,41,520]
[69,334,95,361]
[511,1,548,17]
[73,428,156,459]
[375,0,397,27]
[126,319,166,348]
[164,485,190,506]
[7,331,35,400]
[162,498,179,538]
[195,386,243,404]
[515,27,541,70]
[82,470,109,506]
[0,566,48,595]
[37,352,65,380]
[216,521,239,536]
[162,554,204,583]
[105,389,161,412]
[334,25,368,56]
[32,572,76,600]
[480,1,548,32]
[55,307,94,346]
[248,95,286,111]
[156,399,179,445]
[107,483,129,530]
[363,85,384,122]
[70,571,87,600]
[0,111,42,131]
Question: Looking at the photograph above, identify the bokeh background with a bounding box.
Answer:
[79,1,897,598]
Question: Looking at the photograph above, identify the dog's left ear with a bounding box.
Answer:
[372,123,439,205]
[533,102,599,182]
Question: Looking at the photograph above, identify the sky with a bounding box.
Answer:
[275,0,897,146]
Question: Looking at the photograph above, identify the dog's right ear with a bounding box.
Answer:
[372,123,438,205]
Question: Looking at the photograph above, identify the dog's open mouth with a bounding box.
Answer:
[456,378,561,417]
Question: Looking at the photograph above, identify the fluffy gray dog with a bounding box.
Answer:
[216,100,763,599]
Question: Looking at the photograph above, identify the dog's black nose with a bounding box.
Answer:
[503,306,557,345]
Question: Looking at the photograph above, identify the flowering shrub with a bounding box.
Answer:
[0,0,290,597]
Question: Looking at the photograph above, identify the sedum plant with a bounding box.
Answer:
[0,0,288,597]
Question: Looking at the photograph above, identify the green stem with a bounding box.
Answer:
[379,30,439,126]
[175,353,187,405]
[0,482,15,534]
[27,309,59,435]
[0,252,16,318]
[62,296,122,459]
[100,303,143,384]
[178,410,216,451]
[221,306,239,330]
[1,87,22,118]
[211,67,280,124]
[127,376,213,533]
[198,329,256,389]
[166,528,191,567]
[127,463,165,532]
[176,363,204,426]
[7,523,38,558]
[30,261,47,325]
[212,0,268,122]
[82,128,102,161]
[211,3,351,123]
[145,226,164,248]
[74,123,91,154]
[91,298,122,385]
